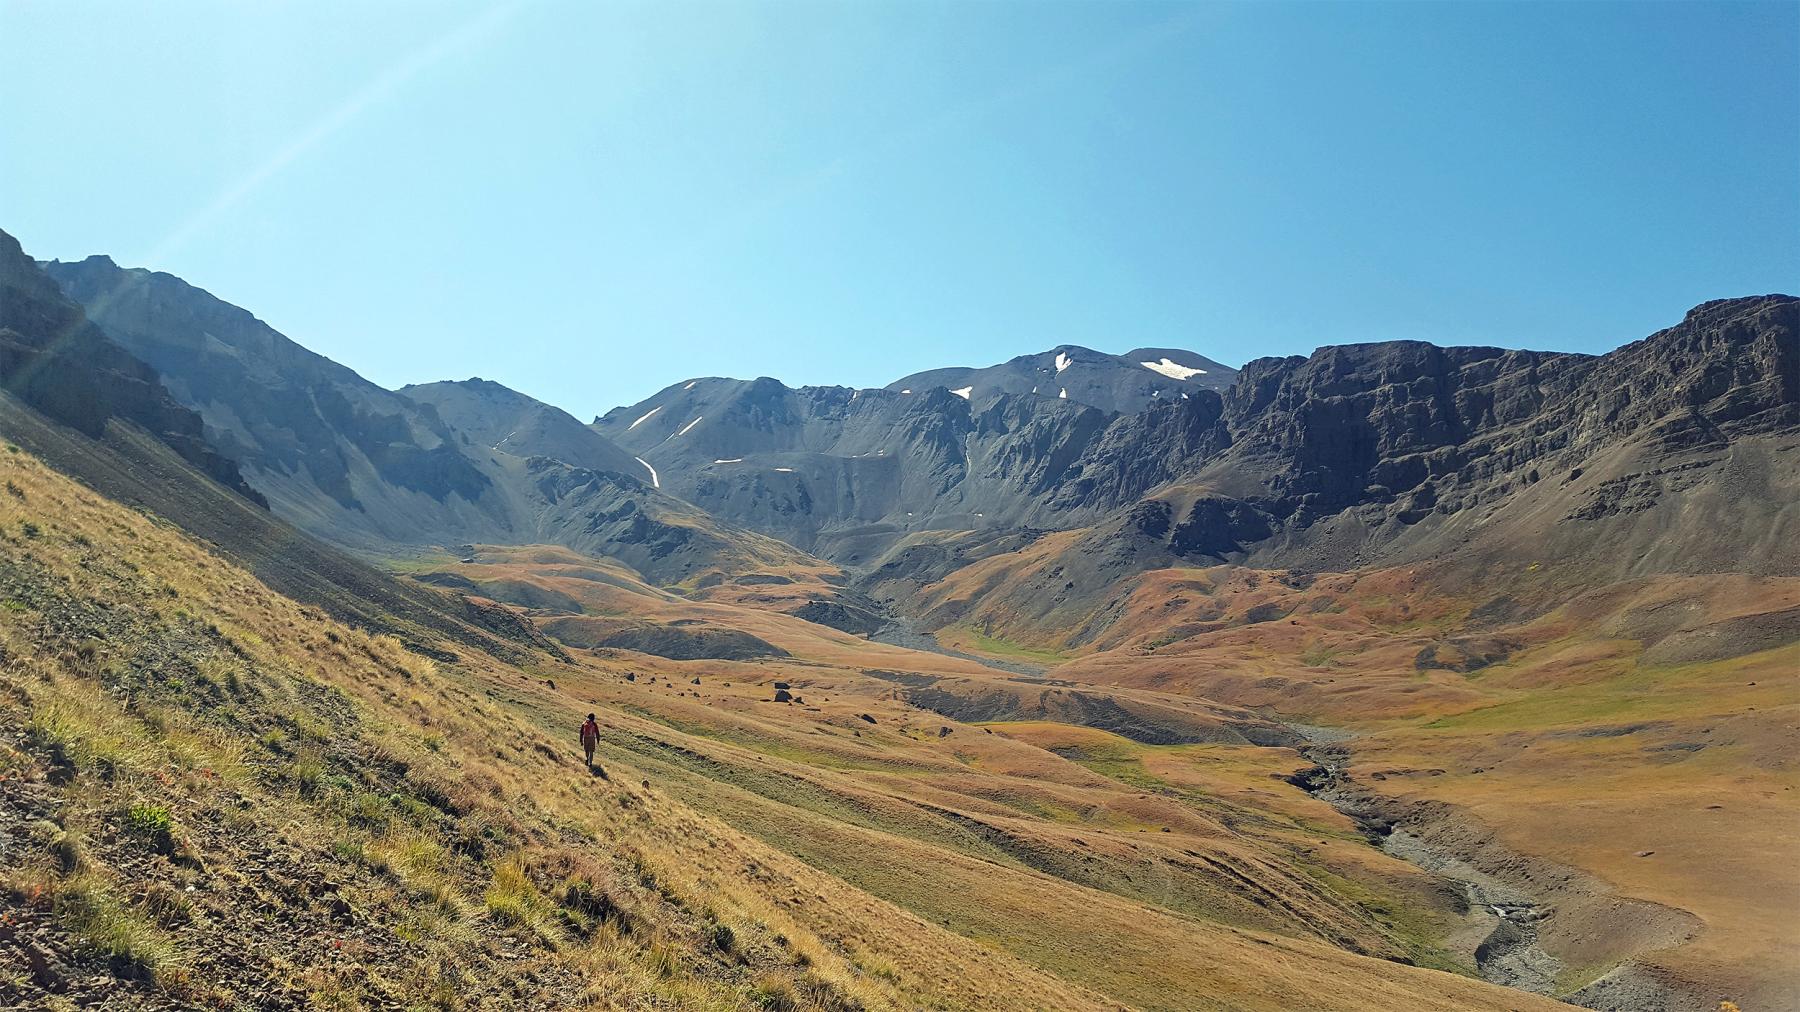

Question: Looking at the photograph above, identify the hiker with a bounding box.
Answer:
[579,712,600,768]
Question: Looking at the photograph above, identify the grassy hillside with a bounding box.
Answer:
[0,441,1586,1010]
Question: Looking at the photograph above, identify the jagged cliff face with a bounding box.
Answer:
[1171,294,1799,571]
[597,295,1797,573]
[0,232,262,504]
[866,295,1798,638]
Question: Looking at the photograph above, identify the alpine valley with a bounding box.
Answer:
[2,226,1794,1012]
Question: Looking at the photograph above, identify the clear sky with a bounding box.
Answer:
[3,1,1795,420]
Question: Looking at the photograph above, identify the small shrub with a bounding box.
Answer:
[484,856,560,946]
[139,882,194,927]
[48,828,89,874]
[124,804,176,853]
[288,754,325,797]
[347,792,389,828]
[749,973,797,1011]
[645,937,680,978]
[709,921,736,954]
[54,875,183,984]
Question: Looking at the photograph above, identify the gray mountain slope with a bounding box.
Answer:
[402,377,652,481]
[888,343,1236,414]
[593,377,1115,561]
[42,256,821,586]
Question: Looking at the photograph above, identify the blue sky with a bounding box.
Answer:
[3,1,1795,419]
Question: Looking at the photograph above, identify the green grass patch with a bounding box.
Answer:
[959,626,1067,663]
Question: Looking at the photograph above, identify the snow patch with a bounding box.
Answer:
[1054,351,1072,373]
[772,467,794,473]
[950,386,973,400]
[713,458,743,464]
[1181,392,1189,399]
[1059,388,1068,399]
[635,456,659,487]
[1140,357,1206,380]
[628,405,662,429]
[675,416,703,437]
[683,380,698,391]
[900,389,912,394]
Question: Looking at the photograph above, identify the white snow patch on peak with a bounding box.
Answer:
[950,386,973,400]
[628,405,662,429]
[1054,351,1072,373]
[1181,391,1190,399]
[635,456,659,487]
[713,458,743,464]
[1140,357,1206,380]
[683,380,698,391]
[772,467,794,473]
[675,416,703,437]
[900,389,912,394]
[1059,387,1068,399]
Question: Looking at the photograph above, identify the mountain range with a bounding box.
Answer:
[4,225,1797,1011]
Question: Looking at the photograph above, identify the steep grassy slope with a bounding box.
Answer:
[0,443,1585,1011]
[0,392,558,666]
[0,442,1104,1010]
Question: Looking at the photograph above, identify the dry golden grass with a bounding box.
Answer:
[0,443,1593,1010]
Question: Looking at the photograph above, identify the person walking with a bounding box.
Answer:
[580,712,601,769]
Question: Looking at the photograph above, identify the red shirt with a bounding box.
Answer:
[580,719,599,746]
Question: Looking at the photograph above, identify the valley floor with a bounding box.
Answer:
[3,444,1794,1011]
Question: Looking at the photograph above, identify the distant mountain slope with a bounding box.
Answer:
[41,254,826,588]
[872,295,1800,640]
[597,299,1795,569]
[401,377,652,480]
[592,377,1115,560]
[888,343,1236,413]
[0,231,260,504]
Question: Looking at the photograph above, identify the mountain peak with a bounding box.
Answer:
[889,342,1238,414]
